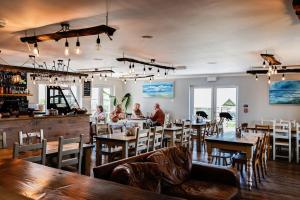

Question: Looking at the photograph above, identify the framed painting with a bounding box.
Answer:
[142,82,174,98]
[269,80,300,104]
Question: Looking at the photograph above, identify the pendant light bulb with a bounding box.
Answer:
[129,63,132,74]
[255,74,258,81]
[33,42,39,57]
[79,76,82,83]
[64,38,69,56]
[263,60,266,68]
[99,74,102,80]
[157,69,160,77]
[49,75,52,83]
[164,71,167,78]
[73,79,76,85]
[134,78,137,84]
[96,34,101,51]
[75,37,80,55]
[268,76,271,84]
[143,66,146,75]
[124,79,127,84]
[104,74,107,81]
[282,73,285,81]
[91,75,94,82]
[132,63,135,73]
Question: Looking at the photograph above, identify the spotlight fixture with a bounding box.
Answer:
[75,36,80,55]
[33,42,39,56]
[96,34,101,51]
[64,38,69,56]
[282,73,285,80]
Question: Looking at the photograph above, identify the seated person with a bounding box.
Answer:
[132,103,144,119]
[110,104,125,122]
[150,103,165,126]
[93,105,106,122]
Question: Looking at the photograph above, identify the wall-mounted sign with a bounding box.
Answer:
[83,81,91,97]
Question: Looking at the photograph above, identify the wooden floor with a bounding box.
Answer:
[91,140,300,200]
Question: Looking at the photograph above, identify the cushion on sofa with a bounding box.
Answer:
[147,146,192,185]
[163,179,239,200]
[110,162,161,193]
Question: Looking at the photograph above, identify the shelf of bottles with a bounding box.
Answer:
[0,71,30,113]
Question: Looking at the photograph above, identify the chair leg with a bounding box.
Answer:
[257,164,261,183]
[253,165,258,188]
[260,161,265,179]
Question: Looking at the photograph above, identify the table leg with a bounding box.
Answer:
[206,142,212,164]
[82,147,92,176]
[197,128,201,152]
[246,147,254,190]
[96,139,103,166]
[122,141,129,159]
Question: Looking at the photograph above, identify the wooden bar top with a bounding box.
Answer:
[0,114,90,122]
[0,159,180,200]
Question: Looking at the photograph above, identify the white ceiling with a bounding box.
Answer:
[0,0,300,76]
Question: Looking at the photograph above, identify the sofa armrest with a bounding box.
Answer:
[191,161,240,188]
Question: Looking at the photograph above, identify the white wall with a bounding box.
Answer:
[124,74,300,124]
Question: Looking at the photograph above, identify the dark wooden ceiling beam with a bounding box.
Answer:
[20,25,116,44]
[116,57,176,70]
[0,64,88,77]
[260,54,281,65]
[247,68,300,75]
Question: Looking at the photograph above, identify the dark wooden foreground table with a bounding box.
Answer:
[0,141,94,176]
[0,159,180,200]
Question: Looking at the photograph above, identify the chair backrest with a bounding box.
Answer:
[152,126,164,150]
[0,132,7,149]
[216,118,224,134]
[181,121,191,147]
[253,137,262,162]
[13,139,47,165]
[108,125,124,134]
[296,123,300,144]
[19,129,44,145]
[58,134,84,173]
[135,128,150,155]
[206,121,216,135]
[96,123,109,135]
[255,124,270,134]
[261,119,275,126]
[273,122,291,141]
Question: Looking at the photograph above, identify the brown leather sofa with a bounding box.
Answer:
[93,147,240,200]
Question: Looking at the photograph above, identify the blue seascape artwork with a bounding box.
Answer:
[142,82,174,98]
[269,80,300,104]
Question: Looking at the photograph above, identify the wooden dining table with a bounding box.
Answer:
[0,141,94,176]
[0,159,180,200]
[163,126,183,147]
[205,132,259,190]
[95,133,137,166]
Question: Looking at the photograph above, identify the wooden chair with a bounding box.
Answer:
[96,123,109,136]
[255,124,272,160]
[135,128,150,156]
[296,123,300,164]
[260,132,269,178]
[232,137,262,188]
[108,125,124,134]
[0,132,7,149]
[57,134,83,173]
[19,129,44,145]
[13,139,47,165]
[273,122,292,162]
[152,126,164,150]
[216,118,224,134]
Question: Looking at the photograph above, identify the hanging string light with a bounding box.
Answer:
[134,78,137,84]
[124,79,127,84]
[143,65,146,75]
[164,70,167,78]
[262,60,266,68]
[79,76,82,83]
[157,68,160,77]
[255,74,258,81]
[96,34,101,51]
[33,42,39,57]
[132,63,135,73]
[64,38,69,56]
[268,76,271,84]
[49,75,52,83]
[104,74,107,81]
[33,76,36,85]
[91,75,94,82]
[99,74,102,80]
[75,36,80,55]
[129,63,132,74]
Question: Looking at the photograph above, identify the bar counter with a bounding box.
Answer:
[0,114,90,147]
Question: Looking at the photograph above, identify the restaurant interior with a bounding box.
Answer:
[0,0,300,199]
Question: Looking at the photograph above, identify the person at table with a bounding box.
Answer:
[110,104,125,122]
[93,105,106,123]
[150,103,165,126]
[132,103,144,119]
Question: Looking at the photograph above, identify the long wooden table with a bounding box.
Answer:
[95,133,137,166]
[0,159,180,200]
[0,141,94,176]
[206,132,259,190]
